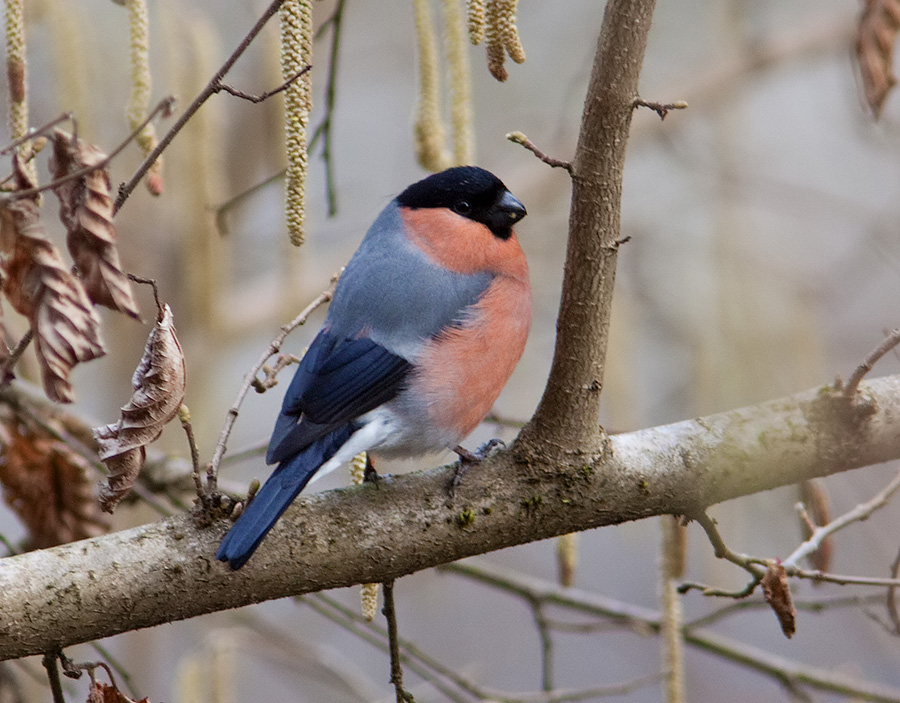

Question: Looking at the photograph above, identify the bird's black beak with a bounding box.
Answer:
[483,189,527,240]
[497,190,527,225]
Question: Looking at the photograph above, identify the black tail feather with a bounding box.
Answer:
[216,425,354,569]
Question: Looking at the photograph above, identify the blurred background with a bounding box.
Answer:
[3,0,900,700]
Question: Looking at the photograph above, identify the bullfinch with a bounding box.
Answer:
[217,166,530,569]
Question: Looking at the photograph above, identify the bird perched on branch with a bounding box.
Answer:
[217,166,531,569]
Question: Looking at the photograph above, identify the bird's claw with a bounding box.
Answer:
[475,438,505,460]
[449,439,506,497]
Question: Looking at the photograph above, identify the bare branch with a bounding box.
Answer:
[888,547,900,634]
[212,65,311,104]
[632,97,688,120]
[310,0,347,216]
[0,112,72,155]
[783,466,900,568]
[177,405,203,497]
[843,328,900,400]
[681,512,765,597]
[0,329,33,385]
[382,581,414,703]
[6,375,900,659]
[41,652,64,703]
[207,281,336,489]
[782,569,900,589]
[506,131,572,172]
[447,561,900,702]
[306,590,662,703]
[0,98,175,205]
[114,0,288,212]
[518,0,657,455]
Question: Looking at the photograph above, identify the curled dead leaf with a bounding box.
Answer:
[857,0,900,117]
[0,406,109,549]
[88,680,150,703]
[0,163,105,403]
[761,561,796,639]
[49,130,139,318]
[93,305,185,512]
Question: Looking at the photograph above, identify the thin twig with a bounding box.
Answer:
[313,0,346,216]
[41,652,64,703]
[782,569,900,589]
[528,599,554,692]
[177,405,204,497]
[682,511,766,597]
[303,594,469,703]
[114,0,288,212]
[212,65,311,104]
[678,578,762,599]
[0,112,72,155]
[304,593,663,703]
[213,170,285,235]
[447,560,900,702]
[0,329,33,386]
[59,654,122,699]
[632,97,688,120]
[888,547,900,635]
[127,274,162,315]
[783,466,900,568]
[843,328,900,399]
[87,643,139,700]
[506,131,572,172]
[1,98,176,205]
[685,471,900,599]
[686,593,884,630]
[207,281,336,486]
[383,580,414,703]
[251,354,299,393]
[212,0,344,231]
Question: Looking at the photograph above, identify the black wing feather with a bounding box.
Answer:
[266,329,411,464]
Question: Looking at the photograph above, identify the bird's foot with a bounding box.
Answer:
[450,439,506,497]
[475,438,506,460]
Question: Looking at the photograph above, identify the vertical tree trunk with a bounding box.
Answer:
[518,0,658,457]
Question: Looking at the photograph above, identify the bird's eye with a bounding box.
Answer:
[453,200,472,216]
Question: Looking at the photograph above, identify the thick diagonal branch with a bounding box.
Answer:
[2,375,900,660]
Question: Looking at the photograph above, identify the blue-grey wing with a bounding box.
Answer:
[266,328,411,464]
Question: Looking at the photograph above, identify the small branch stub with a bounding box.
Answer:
[842,327,900,400]
[506,131,572,172]
[633,97,688,120]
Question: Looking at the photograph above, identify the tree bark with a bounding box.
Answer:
[518,0,657,456]
[3,375,900,660]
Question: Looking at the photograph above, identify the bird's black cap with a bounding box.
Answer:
[397,166,526,240]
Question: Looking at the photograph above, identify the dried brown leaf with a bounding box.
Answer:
[93,304,185,512]
[88,681,150,703]
[0,408,109,549]
[798,479,833,574]
[857,0,900,117]
[49,130,139,318]
[761,562,796,638]
[0,162,105,403]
